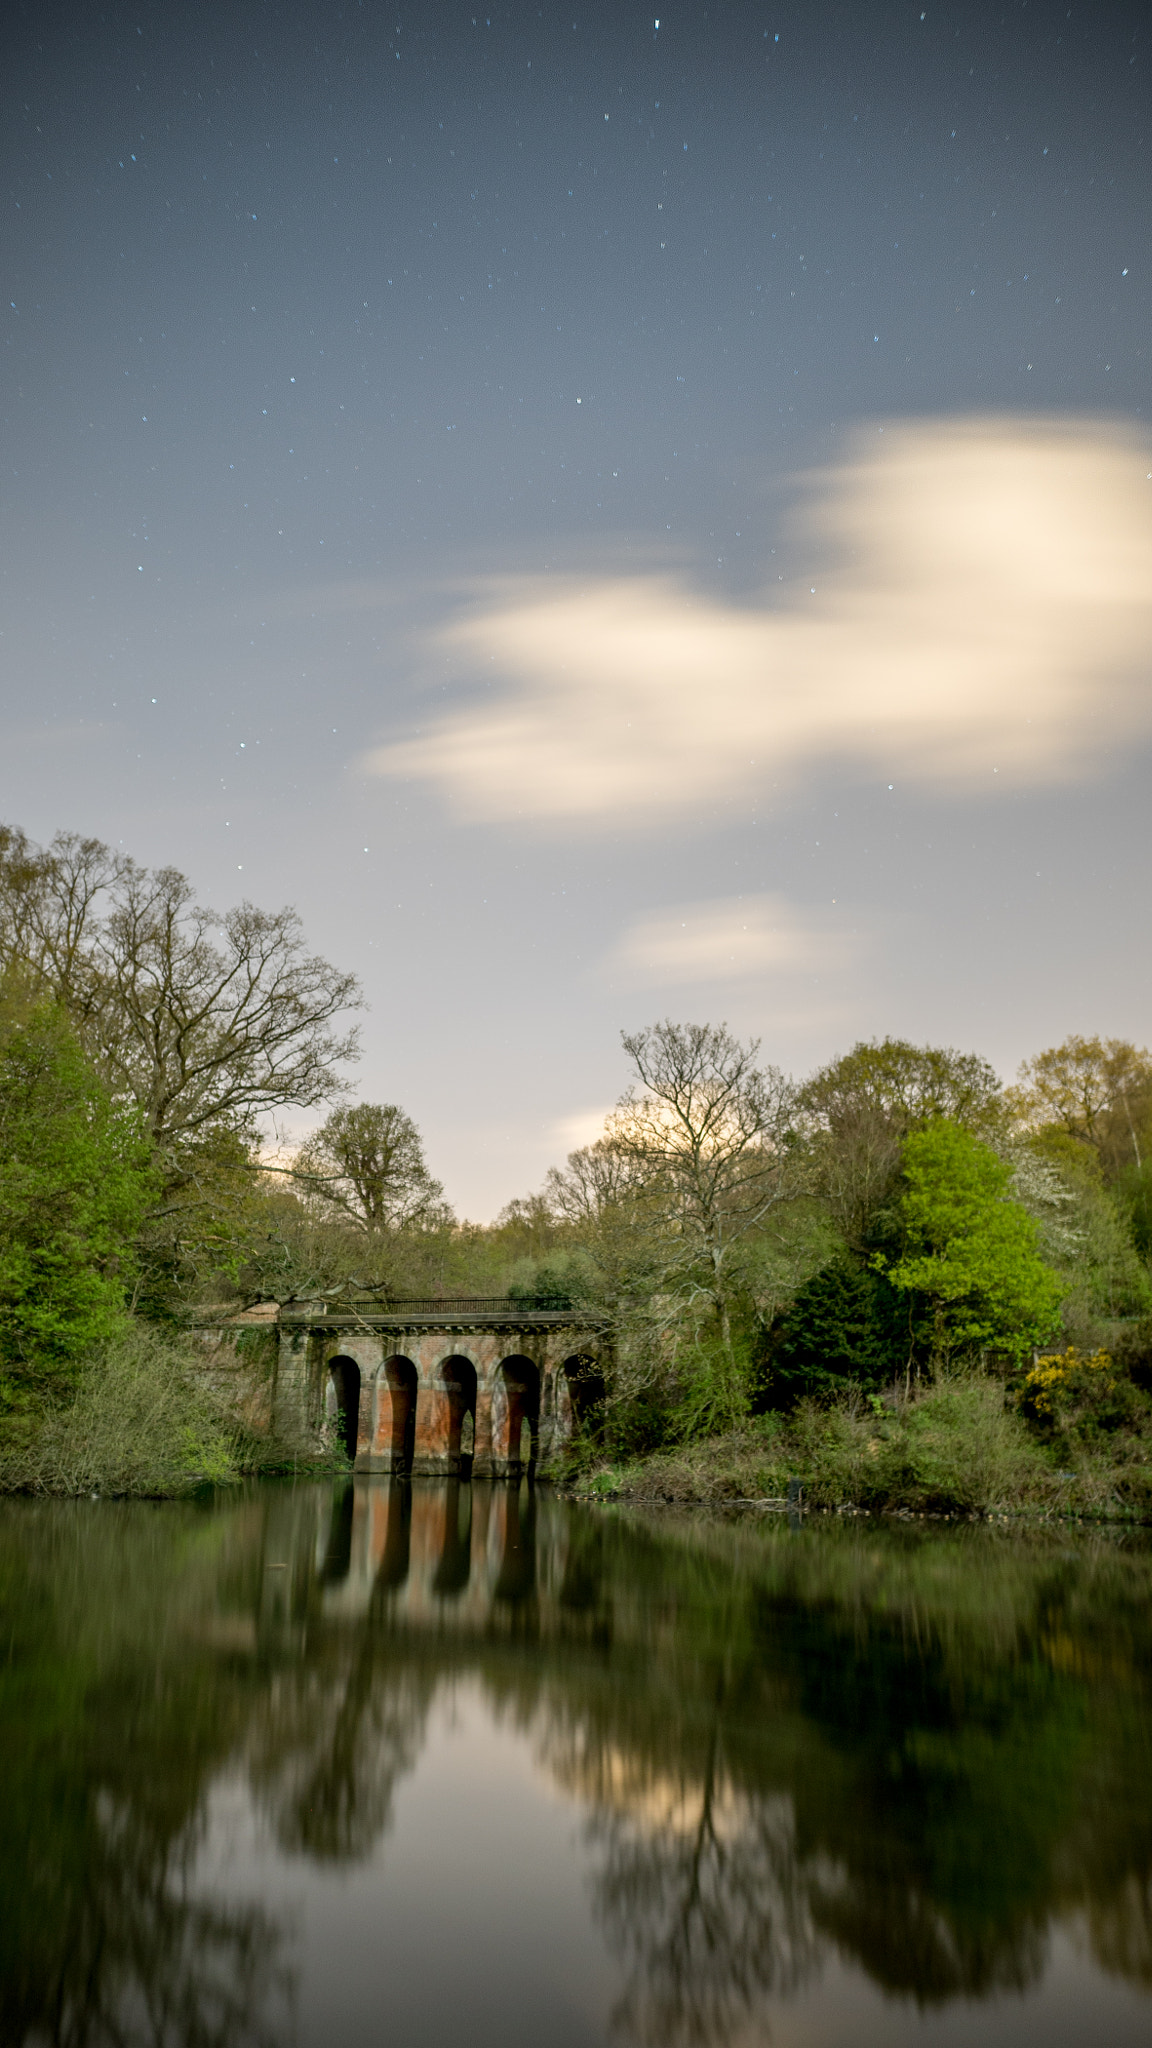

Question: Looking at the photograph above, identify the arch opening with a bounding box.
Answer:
[440,1356,478,1474]
[563,1354,606,1439]
[379,1355,418,1471]
[327,1355,362,1461]
[499,1356,540,1475]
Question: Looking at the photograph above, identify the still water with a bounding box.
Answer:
[3,1479,1152,2047]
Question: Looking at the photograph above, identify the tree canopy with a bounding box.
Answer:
[293,1103,449,1237]
[880,1120,1064,1367]
[0,825,361,1173]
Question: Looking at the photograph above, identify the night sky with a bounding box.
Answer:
[3,0,1149,1216]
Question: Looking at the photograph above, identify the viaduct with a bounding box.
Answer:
[246,1296,608,1480]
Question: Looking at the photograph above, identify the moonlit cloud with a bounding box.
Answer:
[366,418,1152,826]
[606,892,857,985]
[548,1106,617,1153]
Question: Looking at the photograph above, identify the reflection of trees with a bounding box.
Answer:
[0,1500,291,2048]
[584,1702,819,2046]
[247,1654,436,1863]
[520,1515,1152,2039]
[6,1487,1152,2047]
[5,1809,288,2048]
[1088,1873,1152,1986]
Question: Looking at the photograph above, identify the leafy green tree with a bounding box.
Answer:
[879,1120,1063,1370]
[800,1037,1004,1248]
[0,1002,158,1418]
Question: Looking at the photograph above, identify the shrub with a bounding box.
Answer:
[874,1376,1049,1513]
[0,1320,240,1497]
[1018,1344,1152,1447]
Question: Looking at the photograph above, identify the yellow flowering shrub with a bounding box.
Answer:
[1020,1346,1113,1420]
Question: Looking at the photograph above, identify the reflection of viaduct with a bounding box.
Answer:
[272,1298,607,1479]
[293,1478,590,1631]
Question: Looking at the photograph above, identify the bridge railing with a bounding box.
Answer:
[279,1295,595,1318]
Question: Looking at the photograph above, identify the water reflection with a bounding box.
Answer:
[2,1483,1152,2047]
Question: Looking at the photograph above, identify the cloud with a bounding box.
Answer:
[365,417,1152,825]
[606,893,857,986]
[548,1105,617,1152]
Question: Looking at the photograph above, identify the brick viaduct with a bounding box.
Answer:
[260,1297,608,1480]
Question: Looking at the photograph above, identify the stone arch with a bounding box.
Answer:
[440,1355,478,1475]
[326,1355,361,1461]
[498,1356,540,1473]
[563,1353,606,1437]
[374,1355,418,1472]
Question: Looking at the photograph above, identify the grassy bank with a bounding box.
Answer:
[571,1371,1152,1522]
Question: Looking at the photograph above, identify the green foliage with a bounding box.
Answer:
[766,1256,901,1401]
[0,1320,240,1496]
[597,1375,1053,1517]
[506,1251,594,1308]
[881,1120,1064,1366]
[800,1037,1005,1247]
[0,1003,158,1417]
[1010,1033,1152,1185]
[1114,1159,1152,1264]
[672,1328,756,1440]
[870,1377,1051,1513]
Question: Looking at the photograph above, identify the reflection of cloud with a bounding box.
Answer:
[366,417,1152,825]
[607,893,857,985]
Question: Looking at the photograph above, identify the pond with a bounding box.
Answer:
[2,1479,1152,2047]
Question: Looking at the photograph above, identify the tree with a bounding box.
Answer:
[768,1258,899,1402]
[1009,1034,1152,1180]
[0,825,361,1174]
[293,1103,449,1237]
[879,1120,1063,1370]
[800,1038,1004,1248]
[611,1021,802,1354]
[0,999,158,1416]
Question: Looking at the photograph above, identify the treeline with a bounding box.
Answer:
[2,821,1152,1496]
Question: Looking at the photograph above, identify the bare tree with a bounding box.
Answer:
[612,1021,801,1354]
[293,1103,449,1235]
[0,825,360,1172]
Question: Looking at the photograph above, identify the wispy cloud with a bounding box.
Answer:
[606,893,858,986]
[365,417,1152,825]
[548,1105,617,1153]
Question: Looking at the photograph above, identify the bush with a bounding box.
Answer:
[589,1375,1055,1517]
[0,1320,240,1497]
[1019,1345,1152,1449]
[872,1376,1049,1513]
